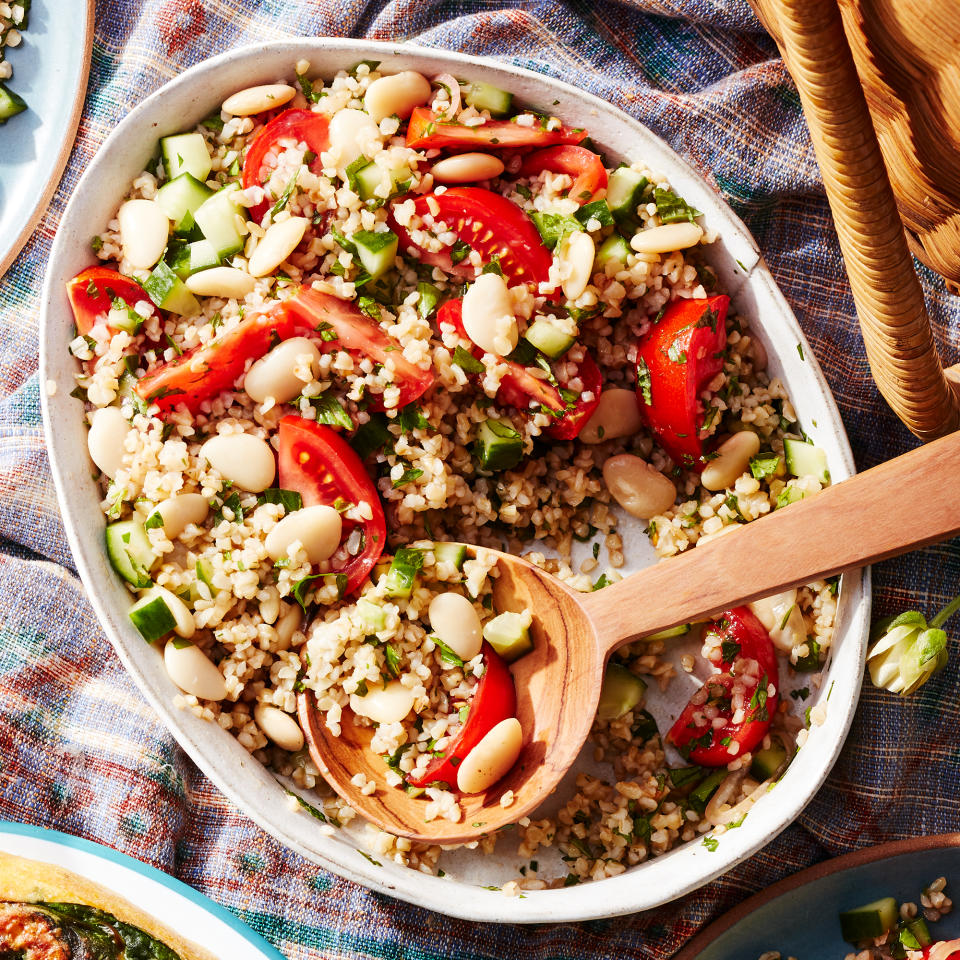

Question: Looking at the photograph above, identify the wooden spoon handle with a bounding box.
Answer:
[581,431,960,655]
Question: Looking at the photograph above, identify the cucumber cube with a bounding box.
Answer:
[839,897,899,944]
[353,229,399,280]
[129,593,176,643]
[105,520,155,588]
[432,542,467,570]
[597,662,646,720]
[524,318,575,359]
[0,82,26,123]
[357,598,388,634]
[156,173,215,232]
[783,437,830,483]
[473,418,523,472]
[482,611,533,662]
[354,161,413,202]
[161,132,212,182]
[143,262,200,316]
[193,183,245,259]
[595,233,631,272]
[460,80,513,117]
[606,167,648,229]
[168,239,220,280]
[383,548,424,599]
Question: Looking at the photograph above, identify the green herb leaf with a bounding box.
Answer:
[452,345,484,374]
[433,635,465,667]
[575,200,615,228]
[270,167,301,218]
[352,414,393,459]
[531,211,582,250]
[384,643,402,677]
[749,453,780,480]
[393,466,424,488]
[258,488,303,513]
[296,72,322,103]
[309,393,355,431]
[397,403,428,432]
[450,239,472,265]
[637,357,653,405]
[417,281,441,320]
[653,187,701,224]
[357,295,381,321]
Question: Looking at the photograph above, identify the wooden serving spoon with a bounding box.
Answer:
[298,430,960,844]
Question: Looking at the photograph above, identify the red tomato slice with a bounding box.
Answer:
[667,607,779,767]
[518,145,608,204]
[437,298,601,440]
[242,109,330,224]
[66,266,154,336]
[407,107,587,152]
[635,294,730,470]
[278,416,387,596]
[284,287,435,410]
[390,187,553,291]
[406,643,517,790]
[921,942,960,959]
[136,302,300,414]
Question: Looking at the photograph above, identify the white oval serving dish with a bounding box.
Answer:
[39,38,870,923]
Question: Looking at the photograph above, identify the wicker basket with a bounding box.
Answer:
[749,0,960,440]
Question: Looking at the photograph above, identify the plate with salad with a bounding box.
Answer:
[0,0,94,276]
[675,834,960,960]
[39,39,870,922]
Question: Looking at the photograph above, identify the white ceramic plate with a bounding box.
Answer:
[39,39,871,923]
[0,0,94,277]
[0,820,285,960]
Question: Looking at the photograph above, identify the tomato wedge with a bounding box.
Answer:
[437,298,601,440]
[921,943,960,960]
[284,287,435,410]
[666,607,779,767]
[406,643,517,789]
[407,107,587,152]
[278,416,386,596]
[66,266,154,336]
[242,109,330,225]
[518,145,608,204]
[635,294,730,470]
[136,302,299,414]
[390,187,553,290]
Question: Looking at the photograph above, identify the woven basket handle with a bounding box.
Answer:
[749,0,960,440]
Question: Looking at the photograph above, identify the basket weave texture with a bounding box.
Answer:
[750,0,960,440]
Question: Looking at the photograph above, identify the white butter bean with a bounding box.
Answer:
[580,389,643,444]
[144,585,195,639]
[117,199,168,269]
[428,593,483,661]
[558,229,596,300]
[430,153,505,183]
[350,680,415,725]
[328,108,380,174]
[248,217,309,278]
[254,703,305,752]
[222,83,295,116]
[701,431,760,491]
[185,267,256,299]
[87,406,131,478]
[265,505,342,564]
[457,717,523,794]
[364,70,431,123]
[244,336,321,404]
[749,589,804,653]
[152,493,209,539]
[630,222,703,255]
[461,272,518,355]
[200,433,275,492]
[275,602,303,646]
[163,639,226,700]
[603,454,677,519]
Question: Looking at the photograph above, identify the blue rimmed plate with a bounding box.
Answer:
[0,0,94,276]
[676,834,960,959]
[0,820,286,960]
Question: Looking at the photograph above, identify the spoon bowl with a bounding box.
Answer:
[300,430,960,844]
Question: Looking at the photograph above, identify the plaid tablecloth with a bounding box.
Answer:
[2,0,959,956]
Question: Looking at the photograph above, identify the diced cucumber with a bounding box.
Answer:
[354,160,412,202]
[0,82,26,123]
[383,547,424,599]
[524,318,575,359]
[597,662,646,721]
[372,559,392,585]
[668,766,704,789]
[688,769,728,815]
[460,80,513,117]
[168,238,220,280]
[353,229,398,280]
[776,482,809,510]
[646,624,689,641]
[750,743,787,781]
[105,520,155,588]
[161,132,212,182]
[483,611,533,662]
[606,167,648,224]
[473,418,523,472]
[839,897,899,944]
[143,261,200,316]
[129,593,176,643]
[196,558,219,596]
[433,542,467,570]
[177,580,204,604]
[156,173,215,232]
[357,597,388,633]
[897,917,932,952]
[595,233,631,271]
[783,437,830,483]
[193,183,245,259]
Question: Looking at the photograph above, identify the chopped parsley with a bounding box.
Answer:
[450,240,472,265]
[392,466,424,488]
[749,453,780,481]
[637,357,653,405]
[653,187,701,224]
[452,345,484,374]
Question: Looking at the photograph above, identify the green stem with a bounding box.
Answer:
[930,592,960,629]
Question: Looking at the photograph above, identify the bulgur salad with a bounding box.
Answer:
[65,61,839,888]
[0,0,28,123]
